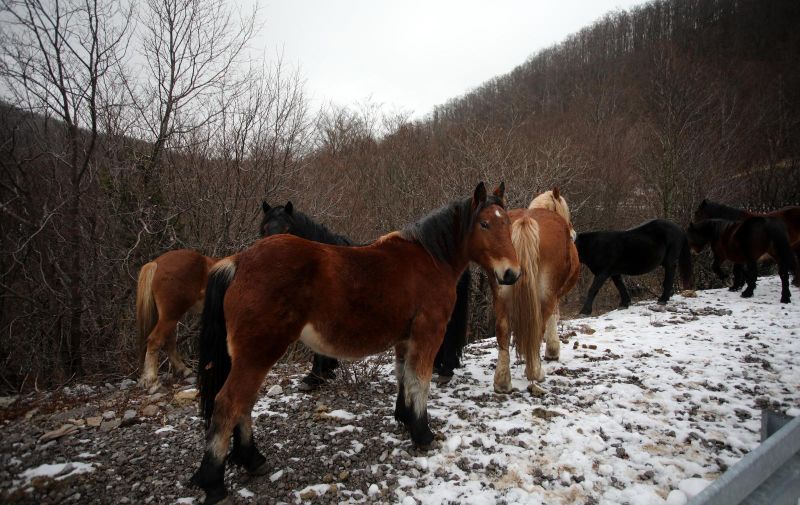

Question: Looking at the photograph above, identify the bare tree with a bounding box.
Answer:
[0,0,131,376]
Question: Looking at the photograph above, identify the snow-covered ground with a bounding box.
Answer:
[2,276,798,505]
[255,275,799,505]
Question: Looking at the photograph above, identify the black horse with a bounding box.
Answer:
[260,201,470,389]
[687,217,796,303]
[575,219,692,315]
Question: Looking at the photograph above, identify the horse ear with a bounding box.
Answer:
[472,182,487,209]
[552,187,560,200]
[492,182,505,199]
[285,201,293,215]
[262,201,270,213]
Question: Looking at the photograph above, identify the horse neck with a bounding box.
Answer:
[708,202,749,220]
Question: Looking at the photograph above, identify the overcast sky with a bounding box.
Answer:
[254,1,650,119]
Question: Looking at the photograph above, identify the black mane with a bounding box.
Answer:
[288,210,354,246]
[400,195,504,264]
[696,200,749,221]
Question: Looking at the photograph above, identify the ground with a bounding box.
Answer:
[0,276,798,505]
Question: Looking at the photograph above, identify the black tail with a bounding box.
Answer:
[679,235,693,290]
[767,220,798,276]
[198,259,236,427]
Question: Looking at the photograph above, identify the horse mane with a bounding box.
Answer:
[288,210,354,246]
[693,218,734,240]
[529,189,571,225]
[400,195,504,265]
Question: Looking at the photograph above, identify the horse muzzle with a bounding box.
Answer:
[496,268,521,286]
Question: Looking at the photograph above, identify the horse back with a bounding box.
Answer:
[768,206,800,246]
[151,249,211,307]
[225,235,458,358]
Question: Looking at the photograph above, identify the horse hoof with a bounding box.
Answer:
[543,355,559,362]
[435,374,453,385]
[741,291,754,298]
[781,297,791,304]
[204,496,232,505]
[579,309,592,316]
[247,461,270,476]
[657,300,667,306]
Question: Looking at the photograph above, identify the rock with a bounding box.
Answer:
[531,407,560,420]
[528,384,546,397]
[339,470,350,481]
[120,379,136,390]
[123,410,137,421]
[173,389,198,405]
[100,419,122,432]
[86,416,102,427]
[0,396,18,408]
[142,405,158,417]
[147,392,165,403]
[299,489,317,500]
[39,424,79,442]
[678,478,711,498]
[666,489,688,505]
[102,410,116,420]
[266,385,282,397]
[368,484,380,496]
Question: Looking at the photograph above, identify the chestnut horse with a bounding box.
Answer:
[694,199,800,286]
[687,217,796,303]
[491,189,580,394]
[191,183,520,504]
[137,249,218,388]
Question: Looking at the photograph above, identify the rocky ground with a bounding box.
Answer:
[1,276,798,505]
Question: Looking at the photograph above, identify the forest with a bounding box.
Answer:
[1,0,798,389]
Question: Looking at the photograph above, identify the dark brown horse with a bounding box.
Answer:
[137,249,218,388]
[191,183,520,504]
[687,217,796,303]
[694,199,800,286]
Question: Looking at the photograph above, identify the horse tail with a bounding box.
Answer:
[136,261,158,364]
[198,257,237,427]
[678,235,693,290]
[509,217,543,378]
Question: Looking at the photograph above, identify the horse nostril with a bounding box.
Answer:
[502,269,519,285]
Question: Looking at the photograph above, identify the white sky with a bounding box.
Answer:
[253,1,650,119]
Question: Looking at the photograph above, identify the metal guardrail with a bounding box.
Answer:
[688,410,800,505]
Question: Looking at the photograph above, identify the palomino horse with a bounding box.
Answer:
[260,202,472,388]
[687,217,796,303]
[575,219,692,315]
[137,249,217,388]
[191,183,520,504]
[694,199,800,286]
[491,189,580,394]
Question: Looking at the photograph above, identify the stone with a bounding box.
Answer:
[266,385,282,397]
[100,419,122,432]
[39,424,79,442]
[142,405,158,417]
[173,389,198,405]
[102,410,116,420]
[86,416,102,427]
[123,410,137,420]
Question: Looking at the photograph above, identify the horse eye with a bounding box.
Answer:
[480,221,489,229]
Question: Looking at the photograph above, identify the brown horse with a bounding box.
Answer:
[694,199,800,286]
[191,183,520,504]
[492,189,580,393]
[137,249,218,388]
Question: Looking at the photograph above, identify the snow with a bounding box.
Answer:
[154,425,175,434]
[17,462,94,484]
[237,487,255,498]
[248,276,798,504]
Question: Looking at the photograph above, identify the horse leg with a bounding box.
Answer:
[730,264,745,291]
[741,262,757,298]
[299,353,338,392]
[393,342,413,427]
[712,256,728,283]
[580,273,609,315]
[658,263,676,305]
[400,335,440,448]
[543,304,560,361]
[140,318,179,388]
[611,275,631,308]
[777,256,792,304]
[192,359,271,504]
[490,280,512,394]
[164,327,191,378]
[229,414,268,475]
[793,249,800,287]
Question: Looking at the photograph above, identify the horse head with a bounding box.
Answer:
[260,201,295,237]
[467,182,520,285]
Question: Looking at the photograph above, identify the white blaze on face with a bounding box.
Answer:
[495,209,502,218]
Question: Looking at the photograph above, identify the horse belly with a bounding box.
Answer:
[299,323,390,361]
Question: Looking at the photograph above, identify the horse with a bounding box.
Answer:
[575,219,692,315]
[137,249,218,388]
[687,217,796,303]
[259,202,472,388]
[694,199,800,286]
[191,183,520,504]
[491,188,581,393]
